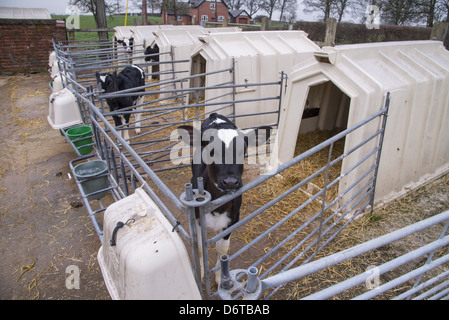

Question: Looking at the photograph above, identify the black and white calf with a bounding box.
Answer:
[178,113,271,283]
[96,65,145,140]
[144,44,159,62]
[145,44,160,80]
[116,37,134,59]
[117,37,134,51]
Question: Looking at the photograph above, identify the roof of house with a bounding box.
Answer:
[229,9,251,18]
[189,0,229,9]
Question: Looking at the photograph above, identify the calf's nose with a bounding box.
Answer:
[222,177,239,190]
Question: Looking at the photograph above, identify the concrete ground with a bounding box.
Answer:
[0,73,110,300]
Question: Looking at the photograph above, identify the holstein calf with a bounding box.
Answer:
[145,44,160,80]
[96,65,145,140]
[178,113,271,283]
[144,44,159,62]
[117,37,134,62]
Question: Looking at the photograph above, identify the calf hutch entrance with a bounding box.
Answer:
[50,34,449,300]
[299,81,350,134]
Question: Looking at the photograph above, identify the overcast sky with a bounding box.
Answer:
[0,0,70,14]
[0,0,315,20]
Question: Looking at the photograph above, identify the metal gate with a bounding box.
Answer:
[228,209,449,300]
[187,94,391,299]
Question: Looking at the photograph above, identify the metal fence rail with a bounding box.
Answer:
[247,210,449,300]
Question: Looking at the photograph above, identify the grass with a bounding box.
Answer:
[51,14,163,41]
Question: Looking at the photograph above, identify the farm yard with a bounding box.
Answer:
[1,8,449,300]
[0,70,448,299]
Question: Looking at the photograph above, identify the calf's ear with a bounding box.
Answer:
[95,71,102,83]
[177,125,208,148]
[177,125,195,147]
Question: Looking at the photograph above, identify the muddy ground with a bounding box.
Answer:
[0,73,448,300]
[0,73,110,299]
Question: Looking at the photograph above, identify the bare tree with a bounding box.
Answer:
[243,0,263,17]
[438,0,449,21]
[278,0,298,22]
[142,0,148,25]
[416,0,438,26]
[132,0,162,13]
[261,0,280,20]
[227,0,245,10]
[334,0,354,22]
[69,0,122,27]
[161,0,189,25]
[303,0,337,21]
[379,0,422,25]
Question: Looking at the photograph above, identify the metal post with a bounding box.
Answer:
[317,142,334,250]
[369,92,390,214]
[246,266,259,293]
[220,255,232,289]
[277,71,287,127]
[231,58,236,121]
[184,183,203,295]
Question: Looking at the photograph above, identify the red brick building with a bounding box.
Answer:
[189,0,229,24]
[0,19,67,74]
[229,9,251,24]
[161,1,251,25]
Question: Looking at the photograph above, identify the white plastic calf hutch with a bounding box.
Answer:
[273,40,449,206]
[113,26,135,43]
[152,27,241,83]
[189,31,320,128]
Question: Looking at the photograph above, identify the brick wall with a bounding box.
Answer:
[0,19,67,74]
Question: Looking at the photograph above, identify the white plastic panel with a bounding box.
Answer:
[47,88,82,130]
[98,188,201,300]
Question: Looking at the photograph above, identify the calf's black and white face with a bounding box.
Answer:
[204,127,246,192]
[117,37,134,53]
[178,113,271,193]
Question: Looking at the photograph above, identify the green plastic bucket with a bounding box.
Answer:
[73,160,109,200]
[66,125,93,155]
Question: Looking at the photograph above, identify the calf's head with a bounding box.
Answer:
[178,113,271,193]
[117,37,134,53]
[95,70,117,94]
[145,44,159,62]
